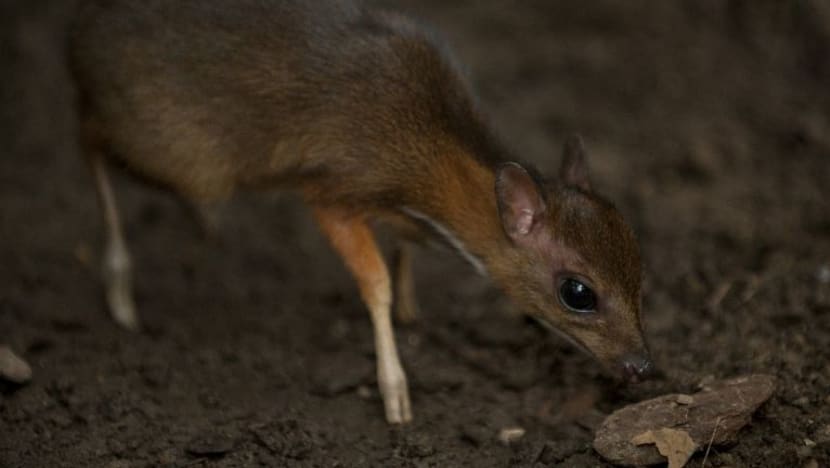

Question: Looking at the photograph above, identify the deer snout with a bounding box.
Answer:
[619,353,655,384]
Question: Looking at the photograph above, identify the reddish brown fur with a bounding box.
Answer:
[70,0,650,384]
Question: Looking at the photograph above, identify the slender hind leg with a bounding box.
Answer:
[90,156,139,330]
[394,242,419,323]
[313,207,412,424]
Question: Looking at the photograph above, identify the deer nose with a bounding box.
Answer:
[620,353,655,384]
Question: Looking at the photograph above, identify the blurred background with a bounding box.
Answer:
[1,1,828,466]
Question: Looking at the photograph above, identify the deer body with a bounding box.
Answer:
[71,0,652,424]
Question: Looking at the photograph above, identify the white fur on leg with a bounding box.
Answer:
[103,240,139,330]
[370,295,412,423]
[91,156,140,330]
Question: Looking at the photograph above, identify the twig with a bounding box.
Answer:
[701,416,722,467]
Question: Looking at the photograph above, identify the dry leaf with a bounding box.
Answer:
[632,428,697,468]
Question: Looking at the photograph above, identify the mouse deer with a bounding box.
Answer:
[70,0,653,424]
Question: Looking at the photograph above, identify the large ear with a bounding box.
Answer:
[495,162,546,243]
[559,134,591,191]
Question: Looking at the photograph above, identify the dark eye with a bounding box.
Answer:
[558,278,597,313]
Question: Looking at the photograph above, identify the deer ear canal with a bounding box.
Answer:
[495,162,546,243]
[560,134,592,191]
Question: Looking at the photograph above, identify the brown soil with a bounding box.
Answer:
[2,1,829,467]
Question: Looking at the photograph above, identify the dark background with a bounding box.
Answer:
[1,1,829,466]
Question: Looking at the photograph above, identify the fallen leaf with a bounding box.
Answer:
[632,428,697,468]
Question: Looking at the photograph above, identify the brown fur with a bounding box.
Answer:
[70,0,650,381]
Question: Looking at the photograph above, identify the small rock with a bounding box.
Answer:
[804,438,816,447]
[498,426,526,445]
[0,346,32,384]
[817,265,830,284]
[594,374,775,466]
[186,431,236,458]
[676,394,694,405]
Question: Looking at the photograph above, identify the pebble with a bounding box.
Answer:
[0,346,31,384]
[498,426,526,445]
[675,394,694,405]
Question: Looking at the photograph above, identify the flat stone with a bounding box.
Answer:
[675,394,694,405]
[594,374,776,466]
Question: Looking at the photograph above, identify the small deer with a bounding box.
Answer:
[70,0,653,424]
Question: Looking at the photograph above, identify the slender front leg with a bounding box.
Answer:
[313,207,412,424]
[393,242,419,324]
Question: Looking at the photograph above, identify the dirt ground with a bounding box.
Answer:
[2,1,829,467]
